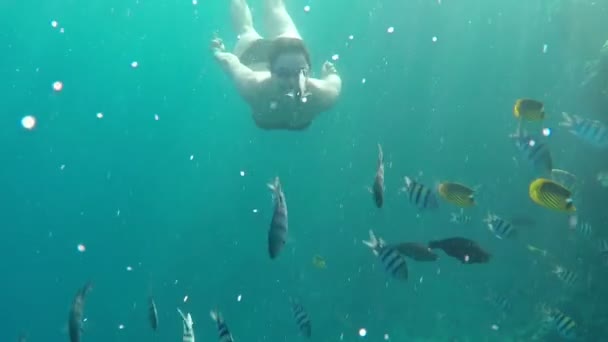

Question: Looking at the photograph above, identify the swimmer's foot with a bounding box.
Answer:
[321,61,337,78]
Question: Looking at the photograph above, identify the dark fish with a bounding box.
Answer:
[68,281,93,342]
[290,298,312,338]
[394,242,438,261]
[401,176,438,210]
[372,143,384,208]
[148,296,158,331]
[268,177,288,259]
[210,309,234,342]
[428,237,490,264]
[363,230,408,280]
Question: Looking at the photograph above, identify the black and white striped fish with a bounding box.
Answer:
[148,296,158,331]
[400,176,438,210]
[210,310,234,342]
[268,177,288,259]
[484,213,515,239]
[576,221,593,238]
[553,266,578,286]
[450,209,472,224]
[560,112,608,148]
[290,298,312,338]
[178,308,195,342]
[546,308,578,339]
[362,230,408,280]
[511,130,552,174]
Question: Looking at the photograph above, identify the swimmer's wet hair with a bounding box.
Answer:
[268,37,311,70]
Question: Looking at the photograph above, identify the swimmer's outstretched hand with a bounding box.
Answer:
[210,37,226,55]
[321,61,338,78]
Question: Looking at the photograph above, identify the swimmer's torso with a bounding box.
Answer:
[244,72,322,130]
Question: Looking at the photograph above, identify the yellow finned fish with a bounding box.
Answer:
[513,98,545,121]
[529,178,575,213]
[437,182,476,207]
[312,255,326,269]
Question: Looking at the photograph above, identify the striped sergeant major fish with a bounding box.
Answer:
[510,128,552,174]
[544,308,578,340]
[290,298,312,338]
[552,265,579,287]
[68,281,93,342]
[576,220,593,238]
[177,308,195,342]
[370,143,385,208]
[210,309,234,342]
[148,296,158,331]
[484,213,515,239]
[560,112,608,148]
[362,230,408,280]
[268,177,288,259]
[400,176,438,211]
[450,208,472,224]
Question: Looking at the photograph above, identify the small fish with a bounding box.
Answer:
[394,242,438,261]
[484,213,516,239]
[400,176,438,210]
[545,308,578,339]
[290,298,312,338]
[597,171,608,187]
[529,178,576,213]
[526,244,548,257]
[513,98,545,121]
[362,230,408,280]
[371,143,384,208]
[428,237,491,264]
[511,129,553,174]
[553,266,579,286]
[18,332,27,342]
[437,182,476,207]
[575,220,593,238]
[312,254,326,269]
[268,177,288,259]
[148,296,158,331]
[178,308,195,342]
[68,281,93,342]
[599,239,608,256]
[210,309,234,342]
[550,169,577,193]
[450,209,472,224]
[560,112,608,148]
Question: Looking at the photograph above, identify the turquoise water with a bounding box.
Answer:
[1,0,608,341]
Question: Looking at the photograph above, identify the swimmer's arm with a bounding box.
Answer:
[214,51,266,94]
[307,73,342,110]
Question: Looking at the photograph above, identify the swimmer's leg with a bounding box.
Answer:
[231,0,263,57]
[264,0,301,39]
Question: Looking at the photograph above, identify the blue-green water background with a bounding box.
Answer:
[1,0,608,341]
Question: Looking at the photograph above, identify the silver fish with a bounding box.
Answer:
[268,177,288,259]
[148,296,158,331]
[178,308,195,342]
[371,143,384,208]
[560,112,608,148]
[450,208,472,224]
[68,282,93,342]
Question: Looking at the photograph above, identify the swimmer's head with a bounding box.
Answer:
[268,38,311,87]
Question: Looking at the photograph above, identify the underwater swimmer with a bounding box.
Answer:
[211,0,342,131]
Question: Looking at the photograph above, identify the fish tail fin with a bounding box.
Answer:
[559,112,573,127]
[362,230,379,254]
